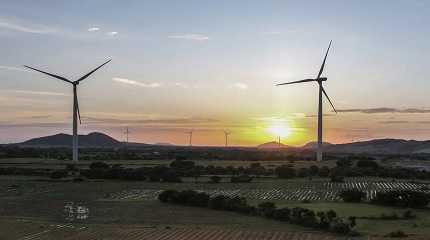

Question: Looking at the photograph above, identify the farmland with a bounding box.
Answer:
[106,177,429,201]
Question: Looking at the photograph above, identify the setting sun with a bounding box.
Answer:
[268,123,291,138]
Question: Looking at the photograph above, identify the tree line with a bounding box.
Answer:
[158,189,358,236]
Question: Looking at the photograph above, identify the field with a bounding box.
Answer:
[1,156,430,239]
[0,158,335,169]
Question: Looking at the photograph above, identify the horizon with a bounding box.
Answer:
[7,130,429,148]
[1,1,430,146]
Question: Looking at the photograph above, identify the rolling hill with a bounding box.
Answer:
[19,132,121,148]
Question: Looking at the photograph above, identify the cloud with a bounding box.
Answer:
[29,115,52,119]
[106,31,118,36]
[337,108,430,114]
[112,77,161,88]
[83,116,219,125]
[379,120,410,124]
[9,90,69,97]
[0,19,55,34]
[0,65,30,73]
[231,82,248,90]
[88,27,100,32]
[168,34,209,41]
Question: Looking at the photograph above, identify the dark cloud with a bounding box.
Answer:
[337,108,430,114]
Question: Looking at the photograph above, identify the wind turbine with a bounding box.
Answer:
[276,41,336,162]
[224,131,231,147]
[186,130,193,146]
[124,126,130,143]
[24,60,111,163]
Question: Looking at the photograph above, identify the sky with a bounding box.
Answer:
[1,0,430,146]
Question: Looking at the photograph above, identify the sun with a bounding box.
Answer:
[268,123,291,138]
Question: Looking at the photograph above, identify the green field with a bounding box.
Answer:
[0,173,430,239]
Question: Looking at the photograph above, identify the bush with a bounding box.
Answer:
[257,202,277,218]
[372,190,430,208]
[89,161,110,170]
[385,230,407,238]
[50,170,68,179]
[330,175,344,183]
[210,176,221,183]
[339,189,366,202]
[208,195,229,210]
[158,189,179,203]
[275,165,296,178]
[273,207,291,221]
[230,175,253,183]
[356,159,379,169]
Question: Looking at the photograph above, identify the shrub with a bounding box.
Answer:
[158,189,179,203]
[339,189,366,202]
[273,207,291,221]
[230,175,253,183]
[372,190,430,208]
[385,230,407,238]
[208,195,229,210]
[275,165,296,178]
[356,159,379,169]
[330,175,344,183]
[50,170,68,179]
[257,202,277,218]
[89,161,110,170]
[210,176,221,183]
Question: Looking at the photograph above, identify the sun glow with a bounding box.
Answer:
[268,123,291,138]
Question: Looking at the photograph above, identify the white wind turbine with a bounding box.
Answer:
[24,60,111,163]
[224,131,231,147]
[276,41,336,161]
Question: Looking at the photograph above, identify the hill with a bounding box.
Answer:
[323,139,430,154]
[257,141,290,149]
[19,132,121,148]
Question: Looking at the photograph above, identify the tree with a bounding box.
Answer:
[210,176,221,183]
[339,189,366,202]
[257,202,277,218]
[275,165,296,178]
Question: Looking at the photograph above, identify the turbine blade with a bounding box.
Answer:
[276,79,316,86]
[75,59,111,83]
[75,90,82,124]
[321,86,337,113]
[317,40,332,79]
[23,65,73,84]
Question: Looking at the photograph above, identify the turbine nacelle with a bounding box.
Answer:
[317,77,327,82]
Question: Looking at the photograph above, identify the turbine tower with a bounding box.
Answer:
[276,41,336,161]
[24,60,111,163]
[224,131,231,147]
[186,130,193,146]
[124,127,130,143]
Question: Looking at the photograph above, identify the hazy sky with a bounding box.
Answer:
[1,0,430,146]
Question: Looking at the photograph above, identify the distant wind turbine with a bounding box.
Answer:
[224,131,231,147]
[186,130,193,146]
[124,126,130,143]
[24,60,111,163]
[276,41,336,162]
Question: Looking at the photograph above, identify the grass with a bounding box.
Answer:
[0,158,336,169]
[1,174,430,238]
[272,201,430,236]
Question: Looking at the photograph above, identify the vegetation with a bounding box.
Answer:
[339,189,366,202]
[371,190,430,208]
[158,189,357,235]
